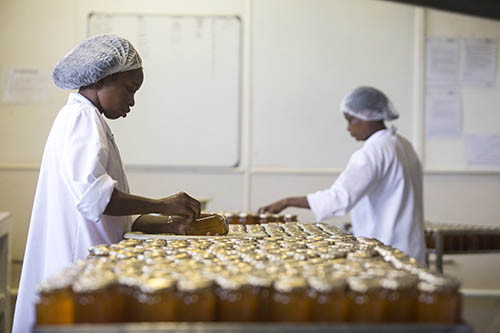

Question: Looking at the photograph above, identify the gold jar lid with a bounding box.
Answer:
[73,271,117,293]
[381,274,419,290]
[308,276,346,293]
[346,276,382,293]
[177,277,213,292]
[140,277,176,293]
[274,277,308,293]
[418,275,460,293]
[38,263,84,293]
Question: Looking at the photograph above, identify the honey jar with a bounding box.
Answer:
[417,275,461,323]
[259,213,273,224]
[73,271,125,323]
[215,275,259,321]
[380,271,418,322]
[308,275,348,322]
[248,274,273,321]
[271,277,311,322]
[134,277,177,322]
[347,276,387,322]
[223,211,240,225]
[283,214,298,222]
[36,264,82,325]
[176,277,216,322]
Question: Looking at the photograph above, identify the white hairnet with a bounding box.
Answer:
[52,34,142,90]
[340,86,399,121]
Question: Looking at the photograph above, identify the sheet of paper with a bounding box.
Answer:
[461,38,497,87]
[426,38,460,85]
[425,88,461,139]
[1,68,50,104]
[464,134,500,166]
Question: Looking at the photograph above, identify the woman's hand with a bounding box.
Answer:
[159,192,201,223]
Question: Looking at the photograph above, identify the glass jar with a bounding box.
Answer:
[417,275,461,323]
[259,213,273,224]
[223,211,240,225]
[215,275,259,321]
[134,277,177,322]
[36,287,74,325]
[347,276,387,322]
[176,277,216,322]
[308,276,348,322]
[271,277,311,322]
[73,272,125,323]
[284,214,298,222]
[380,272,418,322]
[248,275,273,321]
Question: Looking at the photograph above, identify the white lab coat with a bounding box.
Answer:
[307,127,426,263]
[13,93,133,332]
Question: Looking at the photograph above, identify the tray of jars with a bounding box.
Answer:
[35,222,464,327]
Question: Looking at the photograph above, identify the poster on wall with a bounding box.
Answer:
[426,38,460,85]
[425,88,462,139]
[461,38,497,87]
[0,68,51,104]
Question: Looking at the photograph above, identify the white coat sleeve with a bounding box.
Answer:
[306,148,380,221]
[61,108,117,223]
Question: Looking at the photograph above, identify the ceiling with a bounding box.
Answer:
[376,0,500,21]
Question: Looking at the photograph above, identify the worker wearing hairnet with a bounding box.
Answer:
[259,86,425,264]
[13,35,201,332]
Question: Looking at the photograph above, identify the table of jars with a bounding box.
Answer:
[34,218,471,333]
[425,222,500,273]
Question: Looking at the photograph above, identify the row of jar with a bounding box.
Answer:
[219,211,298,225]
[36,273,460,326]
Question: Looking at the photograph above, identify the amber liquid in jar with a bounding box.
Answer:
[36,288,74,325]
[176,278,216,322]
[381,274,418,322]
[308,277,348,322]
[74,285,126,323]
[134,278,177,322]
[224,212,240,225]
[215,276,259,321]
[347,277,387,322]
[417,279,461,323]
[271,277,311,322]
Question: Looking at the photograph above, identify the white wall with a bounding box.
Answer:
[1,0,499,289]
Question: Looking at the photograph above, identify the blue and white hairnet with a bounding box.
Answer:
[52,34,142,90]
[340,86,399,121]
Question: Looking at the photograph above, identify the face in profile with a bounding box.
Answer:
[344,113,372,141]
[96,68,144,120]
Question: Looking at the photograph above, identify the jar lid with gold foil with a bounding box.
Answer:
[381,274,419,290]
[140,277,176,293]
[178,277,213,292]
[308,276,346,293]
[347,276,382,293]
[418,274,460,293]
[274,277,308,293]
[73,271,117,293]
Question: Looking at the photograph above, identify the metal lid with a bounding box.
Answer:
[347,276,381,293]
[140,277,176,293]
[274,277,308,293]
[177,277,213,292]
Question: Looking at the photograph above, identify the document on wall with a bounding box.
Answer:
[425,88,461,139]
[0,68,50,104]
[461,38,497,87]
[426,38,460,85]
[464,134,500,166]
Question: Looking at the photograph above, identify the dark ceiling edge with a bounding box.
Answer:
[374,0,500,21]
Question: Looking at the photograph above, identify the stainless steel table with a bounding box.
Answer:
[35,322,472,333]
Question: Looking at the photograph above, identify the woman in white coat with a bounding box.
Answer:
[13,35,201,332]
[258,87,426,264]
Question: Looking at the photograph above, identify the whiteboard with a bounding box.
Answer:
[88,14,241,167]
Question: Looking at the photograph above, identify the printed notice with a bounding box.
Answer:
[461,38,497,86]
[426,38,460,85]
[464,134,500,166]
[1,68,50,104]
[425,89,461,139]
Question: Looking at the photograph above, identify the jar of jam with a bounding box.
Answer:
[176,277,216,322]
[134,277,177,322]
[73,271,125,323]
[272,214,285,222]
[347,276,387,322]
[215,275,259,321]
[248,274,273,321]
[308,275,348,322]
[223,211,240,225]
[380,272,418,322]
[271,277,311,322]
[259,213,273,224]
[417,275,461,323]
[36,264,82,325]
[284,214,298,222]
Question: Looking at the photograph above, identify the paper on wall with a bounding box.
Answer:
[1,68,51,104]
[461,38,497,87]
[464,134,500,166]
[426,38,460,85]
[425,88,461,139]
